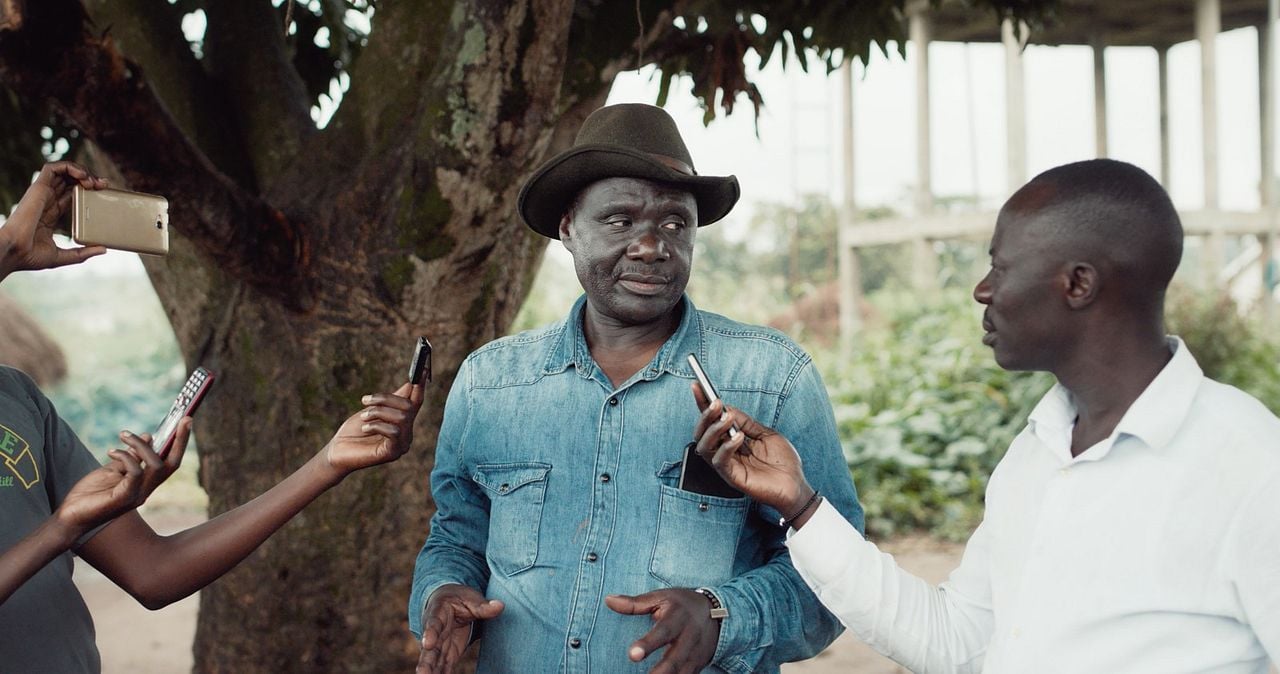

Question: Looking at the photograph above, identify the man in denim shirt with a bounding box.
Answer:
[409,103,864,674]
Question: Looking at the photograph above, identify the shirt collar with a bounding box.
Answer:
[1027,337,1204,460]
[542,294,706,383]
[1111,336,1203,450]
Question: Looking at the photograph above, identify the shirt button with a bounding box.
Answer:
[608,397,619,406]
[586,552,598,562]
[698,502,709,512]
[600,473,611,483]
[1010,627,1021,639]
[498,483,510,493]
[1058,468,1069,476]
[569,637,582,649]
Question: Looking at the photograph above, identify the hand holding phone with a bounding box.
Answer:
[152,367,214,456]
[687,353,740,441]
[409,336,432,385]
[72,184,170,256]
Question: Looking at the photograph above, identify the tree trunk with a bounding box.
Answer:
[179,2,610,670]
[0,0,657,666]
[0,0,614,670]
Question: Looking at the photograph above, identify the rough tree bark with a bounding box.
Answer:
[0,0,614,670]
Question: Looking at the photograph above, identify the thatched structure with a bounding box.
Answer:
[0,292,66,386]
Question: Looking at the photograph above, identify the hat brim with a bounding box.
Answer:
[518,145,741,239]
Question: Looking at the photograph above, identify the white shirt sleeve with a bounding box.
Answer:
[1225,467,1280,661]
[786,499,996,673]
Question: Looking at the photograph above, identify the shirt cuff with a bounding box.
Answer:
[705,584,762,674]
[785,497,872,593]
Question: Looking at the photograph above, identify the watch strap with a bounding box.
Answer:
[694,586,729,620]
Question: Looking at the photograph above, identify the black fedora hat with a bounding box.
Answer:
[517,103,740,239]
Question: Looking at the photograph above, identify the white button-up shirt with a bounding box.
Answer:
[789,338,1280,673]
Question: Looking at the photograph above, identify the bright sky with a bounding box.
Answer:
[607,26,1271,229]
[21,22,1275,277]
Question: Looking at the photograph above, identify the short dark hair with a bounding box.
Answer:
[1014,159,1183,304]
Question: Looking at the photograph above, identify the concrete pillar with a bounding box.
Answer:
[911,7,933,215]
[1262,23,1274,209]
[1093,34,1108,158]
[911,238,939,290]
[1198,0,1224,284]
[1158,45,1172,189]
[837,60,863,348]
[909,5,938,291]
[1003,18,1028,194]
[1265,0,1280,321]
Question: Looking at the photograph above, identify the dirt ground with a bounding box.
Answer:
[76,507,962,674]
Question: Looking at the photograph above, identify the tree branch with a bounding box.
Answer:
[83,0,259,189]
[203,0,314,190]
[0,0,311,309]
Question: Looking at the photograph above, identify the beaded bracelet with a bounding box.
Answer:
[780,489,821,529]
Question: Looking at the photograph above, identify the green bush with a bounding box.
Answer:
[1166,285,1280,413]
[814,289,1051,540]
[820,286,1280,541]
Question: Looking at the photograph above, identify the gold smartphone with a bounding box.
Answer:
[71,185,169,256]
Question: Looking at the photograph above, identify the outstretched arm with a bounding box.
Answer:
[695,396,996,673]
[78,383,423,609]
[0,421,191,605]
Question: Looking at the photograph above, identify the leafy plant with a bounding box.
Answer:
[1166,284,1280,412]
[816,285,1280,541]
[814,289,1051,539]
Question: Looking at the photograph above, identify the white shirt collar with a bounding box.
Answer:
[1027,337,1204,463]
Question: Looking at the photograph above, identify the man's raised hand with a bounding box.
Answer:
[691,384,814,517]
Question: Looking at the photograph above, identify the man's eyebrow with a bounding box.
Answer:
[653,195,695,211]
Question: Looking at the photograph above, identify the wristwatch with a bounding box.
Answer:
[694,587,729,620]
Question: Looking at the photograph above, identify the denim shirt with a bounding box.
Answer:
[409,295,864,673]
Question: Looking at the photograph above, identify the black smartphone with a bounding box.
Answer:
[677,443,743,498]
[686,352,739,440]
[151,367,215,457]
[409,336,432,385]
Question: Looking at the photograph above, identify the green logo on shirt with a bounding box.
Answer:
[0,424,39,489]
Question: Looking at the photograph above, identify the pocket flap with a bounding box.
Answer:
[473,462,551,496]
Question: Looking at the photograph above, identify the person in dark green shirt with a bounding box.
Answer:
[0,162,424,672]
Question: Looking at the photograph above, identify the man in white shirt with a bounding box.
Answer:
[690,158,1280,673]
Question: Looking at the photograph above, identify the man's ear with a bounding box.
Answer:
[558,212,574,250]
[1063,262,1099,309]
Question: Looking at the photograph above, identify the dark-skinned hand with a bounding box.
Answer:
[323,382,424,479]
[605,588,721,674]
[416,583,504,674]
[691,384,817,522]
[0,161,107,281]
[55,418,192,535]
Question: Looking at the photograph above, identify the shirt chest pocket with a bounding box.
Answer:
[473,462,551,577]
[649,462,748,588]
